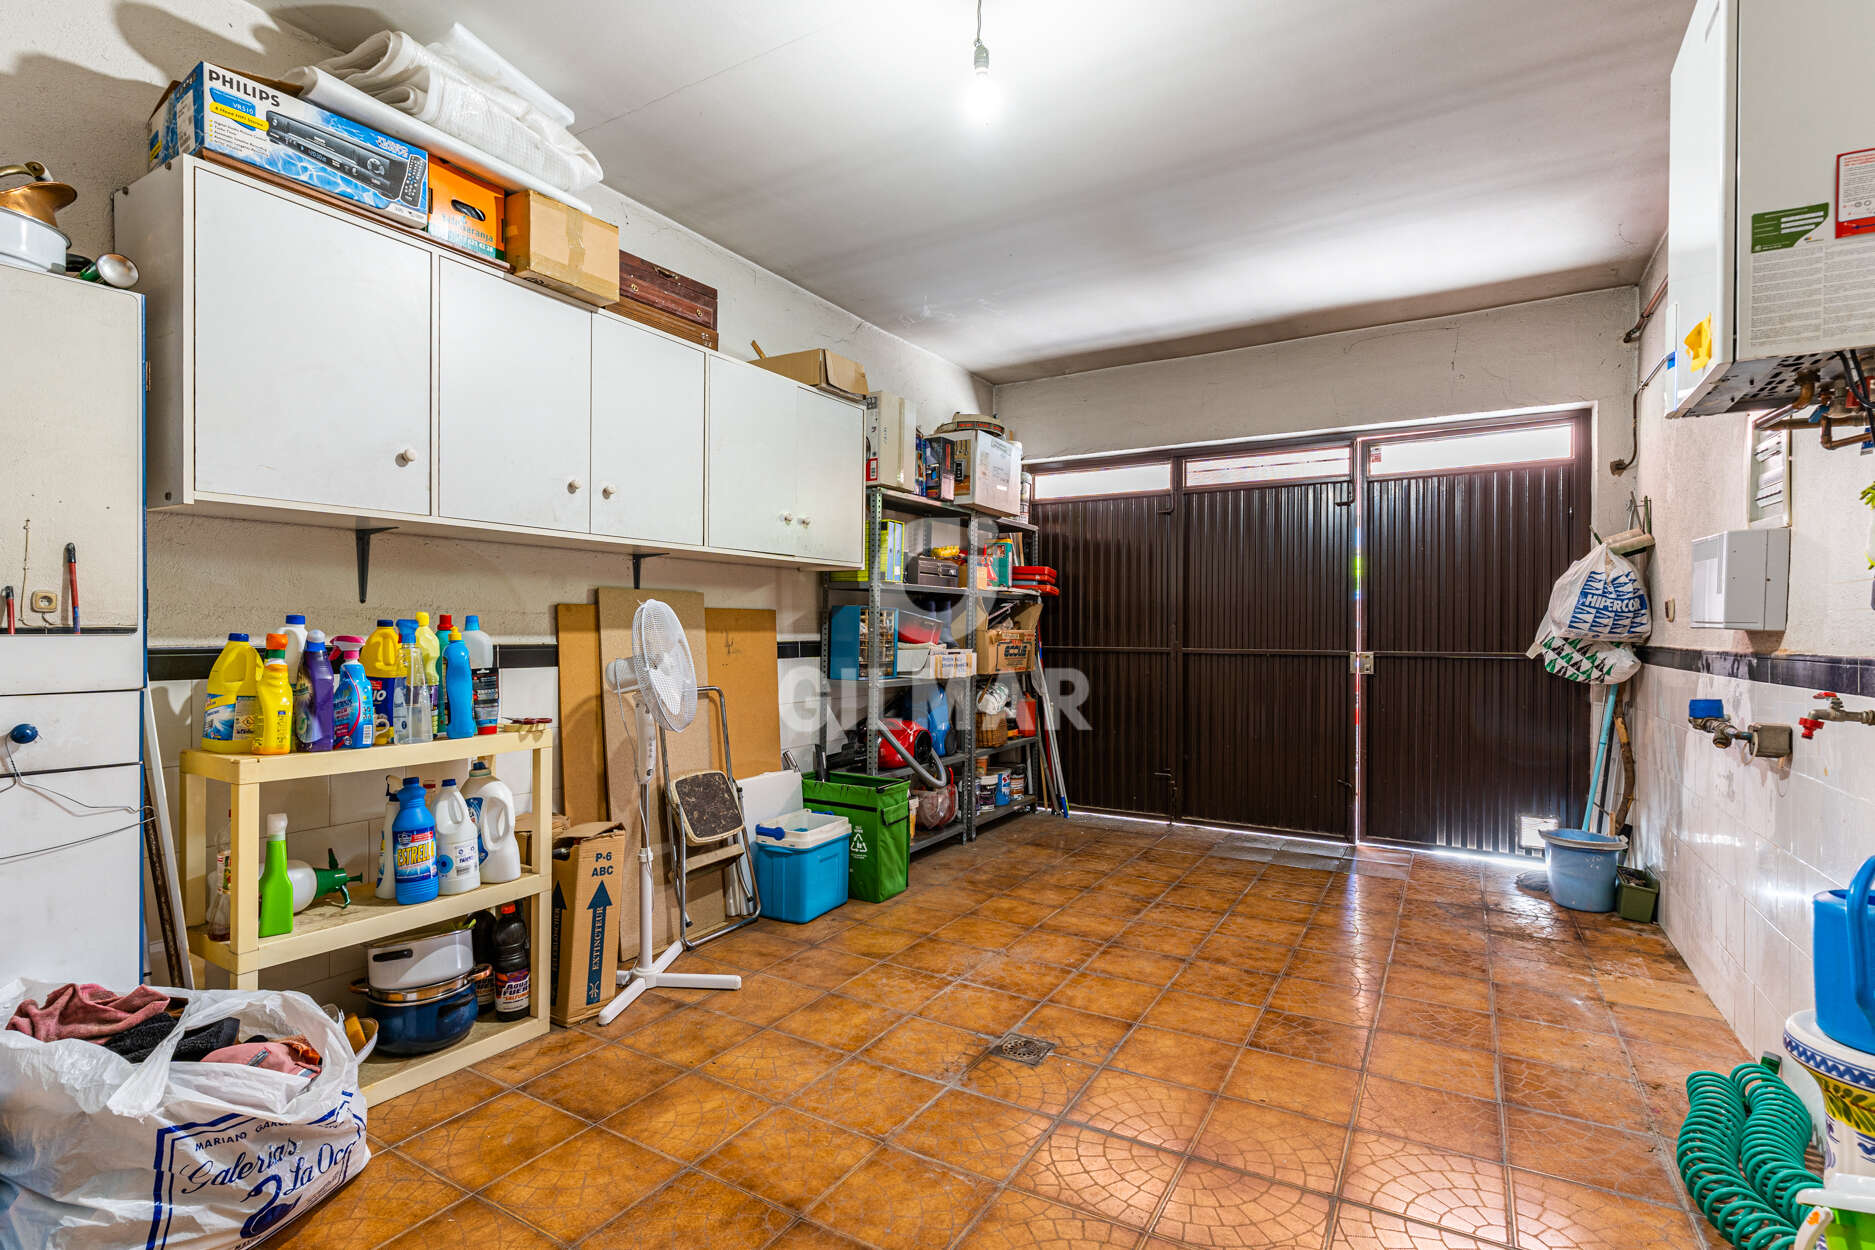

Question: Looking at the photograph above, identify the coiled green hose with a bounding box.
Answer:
[1679,1061,1823,1250]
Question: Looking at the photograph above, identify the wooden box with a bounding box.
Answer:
[617,249,718,329]
[607,295,720,349]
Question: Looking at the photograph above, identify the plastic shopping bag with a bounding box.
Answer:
[1527,629,1640,684]
[1536,542,1651,642]
[0,980,369,1250]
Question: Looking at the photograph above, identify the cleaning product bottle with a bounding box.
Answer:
[258,812,294,937]
[463,761,519,882]
[285,850,361,912]
[389,620,418,744]
[294,629,336,752]
[362,620,402,746]
[470,911,499,1015]
[206,824,232,941]
[202,633,261,753]
[330,637,372,750]
[490,902,530,1020]
[416,612,442,738]
[376,775,398,900]
[433,779,480,895]
[253,637,294,756]
[391,777,439,905]
[443,628,476,739]
[281,614,308,681]
[463,615,499,734]
[404,620,433,744]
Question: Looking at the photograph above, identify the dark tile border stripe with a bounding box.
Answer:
[148,638,822,682]
[1640,645,1875,699]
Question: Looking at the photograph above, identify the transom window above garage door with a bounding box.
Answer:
[1184,445,1351,487]
[1031,461,1172,500]
[1367,422,1573,477]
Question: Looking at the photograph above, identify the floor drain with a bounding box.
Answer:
[993,1034,1057,1066]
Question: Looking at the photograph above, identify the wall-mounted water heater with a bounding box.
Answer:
[1667,0,1875,418]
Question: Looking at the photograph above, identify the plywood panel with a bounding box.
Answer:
[554,603,607,825]
[705,608,781,780]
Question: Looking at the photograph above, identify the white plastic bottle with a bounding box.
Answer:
[376,776,398,900]
[433,779,481,895]
[463,761,519,883]
[281,614,308,684]
[462,615,498,733]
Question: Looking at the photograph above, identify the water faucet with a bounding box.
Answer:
[1800,692,1875,738]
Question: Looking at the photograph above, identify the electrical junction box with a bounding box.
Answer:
[1666,0,1875,418]
[1690,528,1790,630]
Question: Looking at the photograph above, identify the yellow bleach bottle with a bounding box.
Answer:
[415,612,442,736]
[361,619,403,745]
[253,634,295,756]
[202,632,262,753]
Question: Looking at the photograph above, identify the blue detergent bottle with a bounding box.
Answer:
[392,777,439,904]
[443,628,476,739]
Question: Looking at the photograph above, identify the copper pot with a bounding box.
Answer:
[0,163,77,230]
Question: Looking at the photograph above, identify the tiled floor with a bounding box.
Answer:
[277,815,1747,1250]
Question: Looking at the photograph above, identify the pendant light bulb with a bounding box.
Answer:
[963,0,999,126]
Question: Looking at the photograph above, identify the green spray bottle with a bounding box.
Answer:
[258,812,294,937]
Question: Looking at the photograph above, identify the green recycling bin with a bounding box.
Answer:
[803,772,911,903]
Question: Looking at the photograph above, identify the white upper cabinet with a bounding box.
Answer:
[706,357,801,555]
[191,169,432,514]
[792,388,863,564]
[591,316,706,545]
[438,260,592,532]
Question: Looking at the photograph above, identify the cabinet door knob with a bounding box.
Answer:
[798,515,812,527]
[395,447,417,466]
[601,484,617,499]
[567,478,583,494]
[781,512,794,524]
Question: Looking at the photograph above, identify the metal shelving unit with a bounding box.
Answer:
[817,486,1041,852]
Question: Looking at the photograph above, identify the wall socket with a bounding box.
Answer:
[28,590,56,613]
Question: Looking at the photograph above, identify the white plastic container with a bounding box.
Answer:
[280,615,308,684]
[461,615,498,731]
[376,776,398,900]
[365,926,473,991]
[463,762,520,883]
[753,808,851,849]
[432,780,480,895]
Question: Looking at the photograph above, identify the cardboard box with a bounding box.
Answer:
[751,346,868,398]
[948,430,1023,517]
[976,602,1041,673]
[426,159,504,260]
[504,190,620,306]
[919,436,955,501]
[547,823,627,1025]
[148,63,428,226]
[866,393,921,493]
[607,297,719,349]
[930,648,977,679]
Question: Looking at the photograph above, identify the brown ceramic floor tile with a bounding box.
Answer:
[1119,920,1211,958]
[839,960,951,1011]
[577,991,684,1039]
[1251,1009,1369,1067]
[1339,1132,1510,1243]
[1111,1025,1240,1091]
[957,1189,1142,1250]
[1495,1017,1628,1073]
[472,1026,603,1085]
[810,1147,994,1250]
[1009,928,1104,967]
[1045,908,1134,941]
[704,1106,878,1208]
[1270,976,1381,1027]
[1174,962,1280,1005]
[607,1072,770,1159]
[709,973,825,1026]
[1367,1032,1497,1101]
[863,1015,990,1080]
[703,1031,846,1100]
[1050,971,1164,1021]
[1498,1056,1651,1132]
[1193,1097,1348,1191]
[776,993,905,1051]
[1611,1004,1749,1062]
[707,927,811,971]
[1070,1067,1215,1151]
[975,895,1061,927]
[1154,1160,1334,1248]
[962,1052,1099,1115]
[621,1007,760,1068]
[1224,1048,1361,1122]
[1384,965,1492,1012]
[870,901,967,935]
[483,1126,679,1241]
[1510,1169,1699,1250]
[894,1089,1054,1180]
[792,1057,946,1135]
[1016,1123,1182,1229]
[1101,946,1188,987]
[970,953,1078,999]
[1357,1075,1503,1159]
[521,1044,683,1121]
[1285,949,1388,992]
[1375,998,1495,1051]
[769,945,878,989]
[936,913,1033,950]
[1503,1107,1678,1203]
[919,982,1040,1035]
[891,935,995,979]
[400,1092,584,1189]
[271,1151,462,1250]
[588,1170,791,1250]
[1493,982,1616,1033]
[1140,989,1262,1045]
[826,921,923,957]
[767,1222,873,1250]
[373,1198,555,1250]
[1597,973,1724,1017]
[367,1070,503,1145]
[1198,935,1297,974]
[1016,1002,1135,1063]
[1328,1203,1498,1250]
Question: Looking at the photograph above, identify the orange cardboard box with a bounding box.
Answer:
[426,159,504,260]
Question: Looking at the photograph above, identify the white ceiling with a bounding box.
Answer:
[259,1,1692,382]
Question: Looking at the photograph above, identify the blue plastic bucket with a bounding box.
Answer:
[753,834,850,924]
[1813,857,1875,1053]
[1540,828,1625,912]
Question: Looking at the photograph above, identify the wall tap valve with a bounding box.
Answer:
[1805,692,1875,732]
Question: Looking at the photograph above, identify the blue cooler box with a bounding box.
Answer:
[753,811,851,924]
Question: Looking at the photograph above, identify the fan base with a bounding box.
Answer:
[596,937,741,1024]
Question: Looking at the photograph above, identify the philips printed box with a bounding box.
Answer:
[148,63,429,226]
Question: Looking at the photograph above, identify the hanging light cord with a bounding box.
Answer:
[975,0,984,49]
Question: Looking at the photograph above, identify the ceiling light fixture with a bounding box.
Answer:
[963,0,1000,126]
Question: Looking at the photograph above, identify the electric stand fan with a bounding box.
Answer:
[597,600,741,1025]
